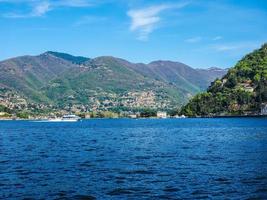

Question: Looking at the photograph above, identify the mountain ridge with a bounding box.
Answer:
[0,51,227,113]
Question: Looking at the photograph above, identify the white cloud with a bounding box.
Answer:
[2,0,93,18]
[0,0,92,5]
[212,36,222,41]
[185,36,202,43]
[185,36,223,43]
[212,42,260,52]
[32,1,51,17]
[214,45,239,51]
[54,0,93,7]
[127,2,188,41]
[74,15,106,26]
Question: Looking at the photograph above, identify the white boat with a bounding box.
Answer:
[173,115,186,118]
[62,114,81,122]
[47,114,81,122]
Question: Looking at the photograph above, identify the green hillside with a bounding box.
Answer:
[0,53,77,102]
[46,51,90,64]
[128,61,226,94]
[0,51,226,112]
[44,56,186,110]
[181,43,267,116]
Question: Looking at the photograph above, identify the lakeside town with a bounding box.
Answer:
[1,87,267,120]
[0,89,185,120]
[1,89,267,120]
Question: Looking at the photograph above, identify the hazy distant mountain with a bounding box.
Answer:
[196,67,229,86]
[128,61,227,92]
[0,51,227,110]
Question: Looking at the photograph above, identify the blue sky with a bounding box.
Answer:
[0,0,267,68]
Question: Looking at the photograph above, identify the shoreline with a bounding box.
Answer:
[193,114,267,118]
[0,115,266,121]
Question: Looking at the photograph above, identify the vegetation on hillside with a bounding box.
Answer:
[0,104,10,113]
[0,51,226,116]
[46,51,90,64]
[181,43,267,116]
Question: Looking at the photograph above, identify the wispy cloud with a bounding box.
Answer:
[185,36,223,43]
[212,36,222,41]
[2,0,94,18]
[3,1,51,18]
[33,1,50,16]
[54,0,93,7]
[74,15,107,26]
[212,42,260,52]
[185,36,202,43]
[127,2,188,41]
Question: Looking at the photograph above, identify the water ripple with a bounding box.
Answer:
[0,118,266,199]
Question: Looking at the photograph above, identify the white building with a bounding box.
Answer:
[128,114,137,118]
[157,111,167,118]
[261,103,267,115]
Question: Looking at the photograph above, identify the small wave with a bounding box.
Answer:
[163,186,180,192]
[120,169,154,175]
[72,195,96,200]
[107,188,133,196]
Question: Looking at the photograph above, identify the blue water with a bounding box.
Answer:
[0,118,267,199]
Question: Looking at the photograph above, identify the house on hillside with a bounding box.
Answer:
[240,83,254,92]
[261,103,267,115]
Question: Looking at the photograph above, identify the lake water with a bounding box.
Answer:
[0,118,267,199]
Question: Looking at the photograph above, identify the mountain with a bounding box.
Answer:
[0,52,77,102]
[46,51,90,64]
[43,56,187,110]
[196,67,228,87]
[181,43,267,116]
[126,60,227,93]
[0,51,227,112]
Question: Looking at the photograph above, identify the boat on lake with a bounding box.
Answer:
[47,114,81,122]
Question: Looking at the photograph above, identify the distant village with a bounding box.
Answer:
[1,88,266,120]
[0,89,184,120]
